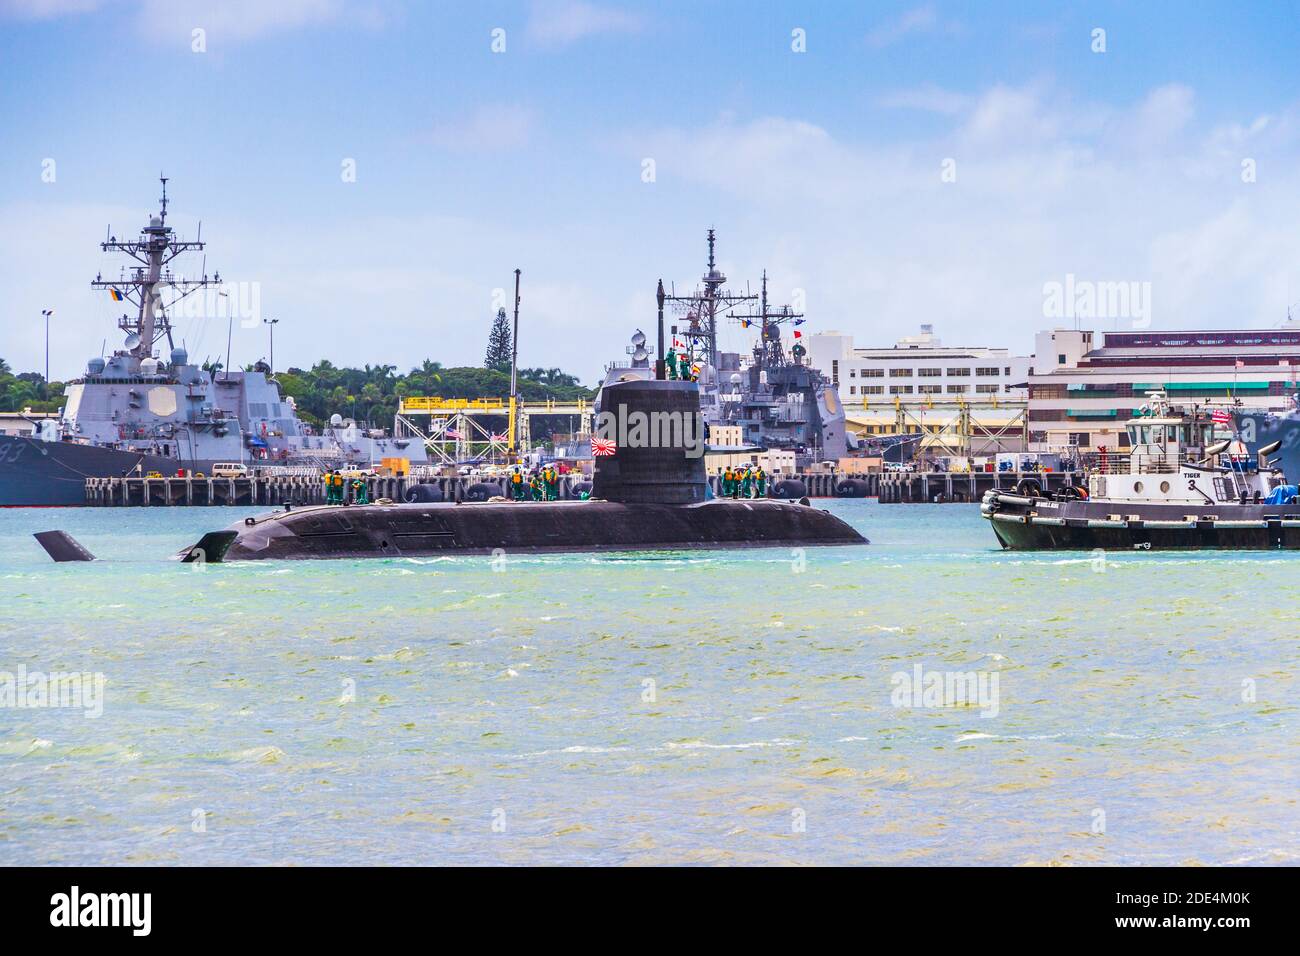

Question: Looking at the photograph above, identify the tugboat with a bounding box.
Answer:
[982,391,1297,550]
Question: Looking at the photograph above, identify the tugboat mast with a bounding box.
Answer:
[91,176,221,361]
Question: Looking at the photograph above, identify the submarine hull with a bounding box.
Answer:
[212,499,866,561]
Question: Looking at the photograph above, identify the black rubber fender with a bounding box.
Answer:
[772,479,807,500]
[464,481,500,502]
[835,479,869,498]
[404,483,445,503]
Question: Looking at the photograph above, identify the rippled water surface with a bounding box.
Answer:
[1,502,1297,865]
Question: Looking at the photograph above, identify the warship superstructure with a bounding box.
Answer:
[597,230,851,465]
[0,180,423,506]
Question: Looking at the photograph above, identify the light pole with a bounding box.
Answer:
[41,309,54,390]
[263,317,279,375]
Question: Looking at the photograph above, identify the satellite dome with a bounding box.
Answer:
[139,358,159,376]
[170,347,189,367]
[631,330,646,347]
[729,373,743,385]
[330,413,344,427]
[87,357,106,375]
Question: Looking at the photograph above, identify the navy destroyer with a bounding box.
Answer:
[597,230,851,466]
[0,180,423,506]
[983,391,1298,549]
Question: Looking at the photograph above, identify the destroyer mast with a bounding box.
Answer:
[90,176,222,362]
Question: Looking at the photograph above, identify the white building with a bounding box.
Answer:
[808,327,1032,454]
[809,325,1031,403]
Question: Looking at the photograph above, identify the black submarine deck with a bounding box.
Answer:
[204,498,867,561]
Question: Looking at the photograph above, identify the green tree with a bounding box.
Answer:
[484,307,512,373]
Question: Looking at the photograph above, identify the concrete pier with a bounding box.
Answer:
[84,474,595,506]
[876,470,1081,503]
[84,469,1075,505]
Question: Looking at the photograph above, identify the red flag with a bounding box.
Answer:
[793,330,802,338]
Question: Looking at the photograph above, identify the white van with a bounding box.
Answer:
[211,463,249,478]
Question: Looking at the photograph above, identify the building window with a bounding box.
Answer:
[1058,354,1066,364]
[862,367,884,377]
[946,367,971,376]
[863,385,884,395]
[889,368,913,377]
[975,367,999,376]
[831,360,838,385]
[889,385,913,394]
[849,368,856,378]
[918,384,941,394]
[976,383,999,393]
[918,367,942,377]
[849,386,856,395]
[1004,367,1011,375]
[946,384,968,393]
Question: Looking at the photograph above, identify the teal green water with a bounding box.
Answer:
[1,502,1296,865]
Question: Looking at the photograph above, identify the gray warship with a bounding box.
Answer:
[597,230,851,466]
[0,179,423,506]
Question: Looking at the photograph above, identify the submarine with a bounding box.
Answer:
[175,378,867,562]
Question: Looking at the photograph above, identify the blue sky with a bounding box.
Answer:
[3,0,1300,382]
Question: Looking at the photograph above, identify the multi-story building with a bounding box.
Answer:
[1028,327,1300,451]
[810,325,1030,403]
[808,326,1032,455]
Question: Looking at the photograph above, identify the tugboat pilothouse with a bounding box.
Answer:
[982,392,1298,550]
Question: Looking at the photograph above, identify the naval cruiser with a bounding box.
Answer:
[0,180,424,506]
[596,230,852,466]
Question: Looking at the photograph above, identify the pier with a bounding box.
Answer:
[84,469,1080,505]
[876,470,1081,503]
[84,473,594,506]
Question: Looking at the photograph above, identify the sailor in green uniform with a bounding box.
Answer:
[511,469,526,501]
[678,352,691,382]
[754,466,767,499]
[739,466,752,499]
[353,477,369,505]
[721,467,732,498]
[325,470,341,504]
[665,347,677,380]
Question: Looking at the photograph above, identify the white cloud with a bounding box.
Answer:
[0,0,103,18]
[526,0,644,47]
[428,104,538,152]
[627,84,1300,354]
[877,84,973,115]
[134,0,381,43]
[865,4,955,49]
